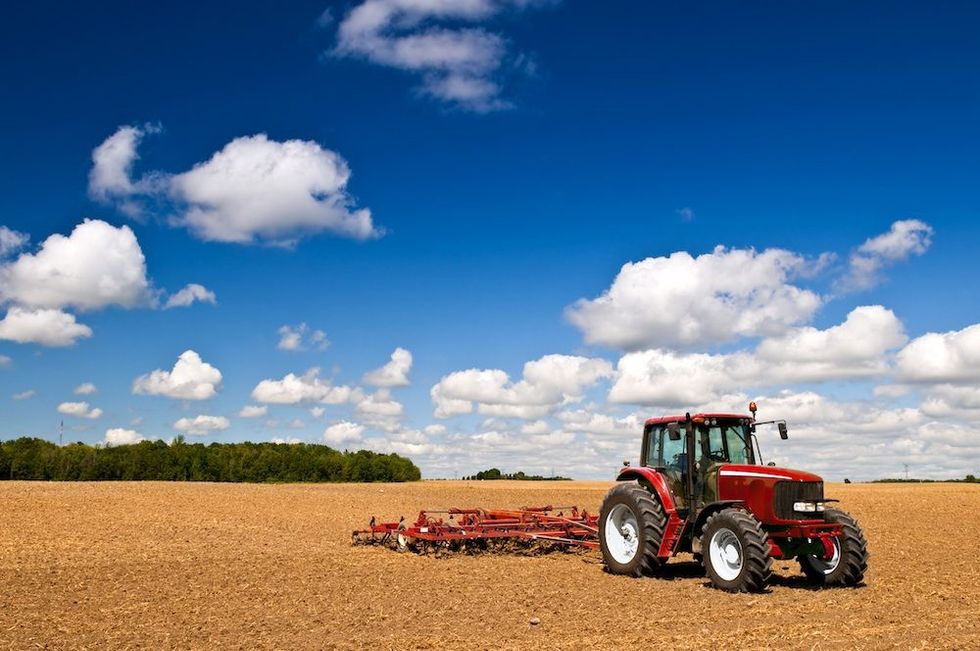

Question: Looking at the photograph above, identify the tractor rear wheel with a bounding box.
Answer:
[598,481,666,577]
[799,508,868,587]
[701,508,772,593]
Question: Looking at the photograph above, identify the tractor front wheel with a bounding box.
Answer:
[799,508,868,587]
[598,481,666,577]
[701,508,772,593]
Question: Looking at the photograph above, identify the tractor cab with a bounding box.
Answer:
[641,413,761,513]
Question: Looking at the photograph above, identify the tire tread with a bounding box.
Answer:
[599,481,667,577]
[701,508,772,593]
[800,507,868,587]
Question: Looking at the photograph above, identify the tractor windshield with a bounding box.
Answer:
[700,421,754,465]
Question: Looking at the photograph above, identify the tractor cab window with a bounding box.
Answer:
[657,425,687,508]
[706,427,725,461]
[724,425,752,464]
[659,427,687,470]
[699,421,753,465]
[645,425,686,470]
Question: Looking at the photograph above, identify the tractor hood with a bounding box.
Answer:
[718,464,823,483]
[717,464,825,525]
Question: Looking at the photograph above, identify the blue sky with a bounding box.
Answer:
[1,1,979,480]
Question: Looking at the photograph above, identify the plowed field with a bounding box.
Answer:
[2,481,978,649]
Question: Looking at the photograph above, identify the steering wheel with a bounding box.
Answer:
[708,450,726,462]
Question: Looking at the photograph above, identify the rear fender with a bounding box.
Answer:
[617,467,686,558]
[617,467,676,512]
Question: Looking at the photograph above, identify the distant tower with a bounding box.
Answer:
[59,420,64,447]
[904,463,910,480]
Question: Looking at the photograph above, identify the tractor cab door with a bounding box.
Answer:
[694,426,724,506]
[693,421,755,507]
[647,425,688,511]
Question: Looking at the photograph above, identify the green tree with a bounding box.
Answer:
[0,437,421,483]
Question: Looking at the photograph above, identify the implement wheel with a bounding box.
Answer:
[799,508,868,587]
[598,481,666,577]
[701,508,772,593]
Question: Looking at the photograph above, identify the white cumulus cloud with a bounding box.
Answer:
[0,307,93,347]
[609,306,909,406]
[57,401,103,419]
[0,219,153,311]
[164,283,216,308]
[838,219,933,292]
[89,128,380,246]
[277,323,329,352]
[132,350,223,400]
[919,384,980,421]
[323,420,365,445]
[334,0,551,111]
[174,415,230,435]
[73,382,97,395]
[169,134,379,245]
[355,389,405,431]
[88,123,162,214]
[756,305,907,370]
[270,436,304,445]
[431,354,613,419]
[0,226,29,258]
[238,405,268,418]
[0,219,204,345]
[566,246,824,350]
[363,347,412,387]
[896,323,980,384]
[104,428,144,446]
[251,368,357,405]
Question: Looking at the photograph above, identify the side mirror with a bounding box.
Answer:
[778,422,788,440]
[667,422,681,441]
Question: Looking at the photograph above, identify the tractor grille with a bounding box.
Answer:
[773,481,824,519]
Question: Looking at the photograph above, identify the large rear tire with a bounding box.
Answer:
[701,508,772,593]
[598,481,666,577]
[799,508,868,587]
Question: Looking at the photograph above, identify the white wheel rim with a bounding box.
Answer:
[810,538,842,574]
[709,528,743,581]
[604,504,640,564]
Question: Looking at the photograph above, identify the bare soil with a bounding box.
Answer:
[1,481,978,649]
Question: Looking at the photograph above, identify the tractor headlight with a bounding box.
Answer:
[793,501,821,513]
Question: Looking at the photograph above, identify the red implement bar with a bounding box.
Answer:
[353,505,600,550]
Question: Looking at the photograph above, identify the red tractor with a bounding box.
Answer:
[599,403,868,592]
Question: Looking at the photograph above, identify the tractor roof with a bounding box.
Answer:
[644,413,750,426]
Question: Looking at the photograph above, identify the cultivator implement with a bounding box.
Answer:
[353,505,600,553]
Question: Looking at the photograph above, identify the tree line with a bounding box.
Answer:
[463,467,571,481]
[0,437,421,483]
